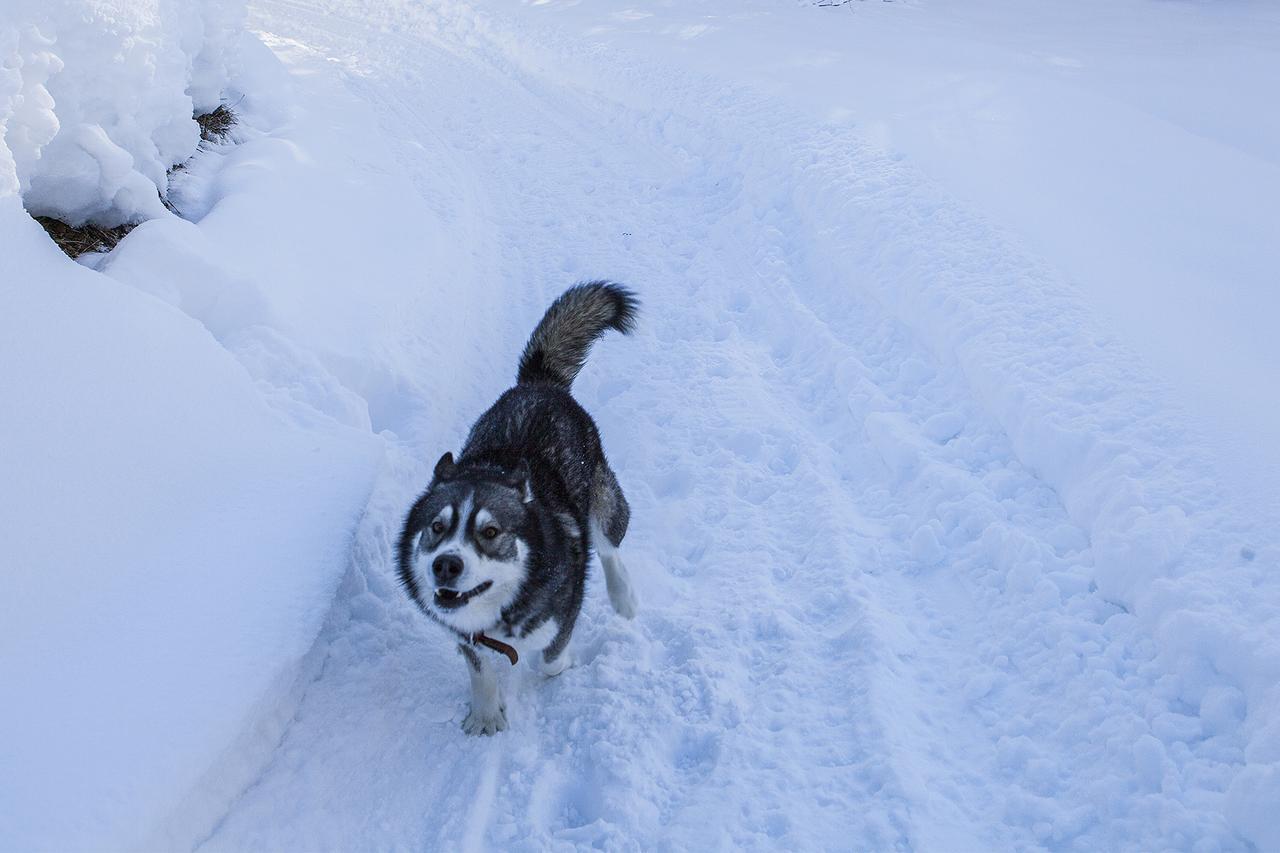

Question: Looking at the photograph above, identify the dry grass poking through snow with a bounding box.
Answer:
[33,217,133,257]
[35,106,239,258]
[196,105,237,142]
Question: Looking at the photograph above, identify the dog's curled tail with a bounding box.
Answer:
[517,281,638,388]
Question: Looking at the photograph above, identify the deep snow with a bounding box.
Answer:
[2,0,1279,850]
[1,0,247,226]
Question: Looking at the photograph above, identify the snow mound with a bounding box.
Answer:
[0,7,484,846]
[0,0,246,227]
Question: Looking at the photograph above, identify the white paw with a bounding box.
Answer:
[462,705,507,736]
[541,651,573,678]
[608,581,637,619]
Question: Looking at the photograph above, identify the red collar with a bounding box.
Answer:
[473,632,518,665]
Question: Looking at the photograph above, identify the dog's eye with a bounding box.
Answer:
[481,526,500,540]
[430,520,445,535]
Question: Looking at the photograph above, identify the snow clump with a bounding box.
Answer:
[0,0,246,226]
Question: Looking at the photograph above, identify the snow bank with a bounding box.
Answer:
[0,0,246,226]
[0,10,482,849]
[0,199,381,848]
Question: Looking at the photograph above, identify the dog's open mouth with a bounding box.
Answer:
[433,580,493,610]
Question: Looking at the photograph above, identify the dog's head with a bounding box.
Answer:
[398,453,533,634]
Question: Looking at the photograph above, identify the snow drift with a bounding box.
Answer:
[0,0,246,227]
[0,2,475,849]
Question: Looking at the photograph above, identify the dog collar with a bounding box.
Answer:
[472,632,518,666]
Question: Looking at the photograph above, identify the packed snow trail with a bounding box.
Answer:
[199,2,1276,850]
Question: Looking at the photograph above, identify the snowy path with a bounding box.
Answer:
[200,2,1272,850]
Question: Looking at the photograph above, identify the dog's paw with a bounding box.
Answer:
[462,705,507,736]
[541,651,573,678]
[608,582,637,620]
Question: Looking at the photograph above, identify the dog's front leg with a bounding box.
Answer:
[459,644,507,735]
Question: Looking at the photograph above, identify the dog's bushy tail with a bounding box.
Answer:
[517,281,638,388]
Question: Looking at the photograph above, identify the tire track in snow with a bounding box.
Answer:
[675,111,1252,846]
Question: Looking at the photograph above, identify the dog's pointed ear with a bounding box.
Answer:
[508,459,533,504]
[434,452,456,480]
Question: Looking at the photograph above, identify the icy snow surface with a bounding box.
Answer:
[3,0,1280,850]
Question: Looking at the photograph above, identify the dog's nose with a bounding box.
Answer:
[432,554,463,584]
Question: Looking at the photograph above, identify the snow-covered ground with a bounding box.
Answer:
[2,0,1278,850]
[497,0,1280,522]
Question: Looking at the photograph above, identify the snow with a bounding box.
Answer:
[1,3,473,849]
[557,0,1280,522]
[0,194,376,849]
[0,0,247,227]
[2,0,1279,850]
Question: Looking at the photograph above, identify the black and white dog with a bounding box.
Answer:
[398,282,639,735]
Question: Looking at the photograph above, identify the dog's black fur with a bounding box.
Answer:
[397,282,638,698]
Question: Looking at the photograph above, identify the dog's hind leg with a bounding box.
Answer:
[459,644,507,735]
[590,462,637,619]
[596,529,637,620]
[541,622,575,677]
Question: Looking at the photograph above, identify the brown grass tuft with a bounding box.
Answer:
[35,216,134,259]
[196,105,237,142]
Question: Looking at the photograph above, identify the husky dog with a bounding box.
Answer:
[397,282,639,735]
